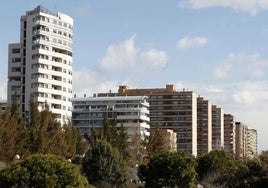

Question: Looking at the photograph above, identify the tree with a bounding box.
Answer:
[145,127,170,158]
[196,150,234,181]
[82,140,129,187]
[0,154,92,188]
[0,93,28,162]
[24,100,88,160]
[0,99,88,162]
[217,156,268,188]
[88,117,131,163]
[259,150,268,167]
[0,105,26,162]
[138,151,197,188]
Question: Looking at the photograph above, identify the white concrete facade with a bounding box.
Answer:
[72,96,150,143]
[8,6,73,124]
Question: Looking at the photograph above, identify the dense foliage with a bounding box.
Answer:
[196,150,234,180]
[220,158,268,188]
[145,127,171,158]
[0,99,88,162]
[0,154,91,188]
[86,116,131,163]
[138,151,197,188]
[82,140,129,188]
[197,150,268,188]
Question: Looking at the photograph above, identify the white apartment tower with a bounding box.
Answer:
[8,6,73,123]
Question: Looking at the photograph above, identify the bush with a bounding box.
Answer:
[0,154,92,188]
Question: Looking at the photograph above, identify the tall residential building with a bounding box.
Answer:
[235,122,248,159]
[212,105,224,150]
[235,122,258,159]
[8,6,73,123]
[72,96,150,154]
[197,97,212,156]
[248,129,257,158]
[98,84,198,156]
[224,114,236,157]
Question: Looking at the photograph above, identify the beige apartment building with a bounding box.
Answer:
[235,122,258,159]
[98,84,198,156]
[247,129,257,158]
[197,97,212,156]
[212,105,224,150]
[235,122,248,159]
[224,114,236,157]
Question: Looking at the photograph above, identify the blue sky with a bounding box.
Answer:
[1,0,268,152]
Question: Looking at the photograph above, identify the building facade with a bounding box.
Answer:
[98,84,198,156]
[212,105,224,150]
[224,114,236,157]
[8,6,73,123]
[197,97,212,156]
[72,96,150,149]
[235,122,248,159]
[235,122,258,159]
[247,129,257,158]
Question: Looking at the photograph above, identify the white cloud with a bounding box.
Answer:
[232,90,256,104]
[99,35,168,71]
[177,36,207,49]
[99,35,137,70]
[213,53,268,80]
[73,69,128,97]
[139,49,168,69]
[179,0,268,15]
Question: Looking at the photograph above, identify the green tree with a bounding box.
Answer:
[0,106,20,162]
[88,117,131,163]
[0,154,92,188]
[24,100,88,160]
[138,151,197,188]
[217,157,268,188]
[82,139,129,187]
[196,150,234,181]
[145,127,170,158]
[0,93,28,162]
[259,150,268,167]
[62,120,88,160]
[0,97,87,162]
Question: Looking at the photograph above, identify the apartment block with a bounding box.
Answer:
[224,114,236,157]
[197,97,212,156]
[72,96,150,153]
[212,105,224,150]
[247,129,257,158]
[8,6,73,123]
[98,85,198,156]
[235,122,248,159]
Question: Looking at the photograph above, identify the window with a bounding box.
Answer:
[11,67,21,72]
[12,58,21,63]
[12,49,20,54]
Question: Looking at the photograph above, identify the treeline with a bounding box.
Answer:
[0,97,87,162]
[0,98,268,187]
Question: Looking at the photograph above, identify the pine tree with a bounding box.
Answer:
[145,127,170,158]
